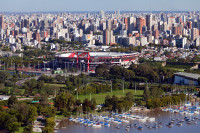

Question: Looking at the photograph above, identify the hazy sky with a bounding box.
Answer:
[1,0,200,12]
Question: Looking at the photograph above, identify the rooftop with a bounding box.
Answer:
[56,52,138,58]
[175,72,200,80]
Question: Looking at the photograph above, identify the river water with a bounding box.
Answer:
[57,111,200,133]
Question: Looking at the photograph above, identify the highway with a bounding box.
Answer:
[15,71,91,86]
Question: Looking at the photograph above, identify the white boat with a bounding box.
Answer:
[104,123,110,127]
[194,111,199,114]
[148,117,155,122]
[185,102,192,107]
[92,123,101,128]
[122,119,129,123]
[138,117,147,122]
[69,118,74,121]
[87,122,93,127]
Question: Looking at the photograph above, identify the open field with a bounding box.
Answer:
[44,83,66,87]
[165,67,185,72]
[76,89,144,104]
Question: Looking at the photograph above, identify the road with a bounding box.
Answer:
[16,76,40,86]
[15,71,91,86]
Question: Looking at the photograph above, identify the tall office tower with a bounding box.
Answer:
[100,10,105,19]
[106,20,112,30]
[21,19,24,28]
[128,17,134,34]
[161,12,165,22]
[24,19,30,29]
[124,17,128,31]
[172,26,181,35]
[0,15,4,30]
[153,29,159,39]
[191,28,199,41]
[40,20,49,31]
[167,17,175,30]
[176,17,182,24]
[193,19,198,28]
[103,30,114,45]
[181,15,186,23]
[136,17,146,34]
[187,21,192,29]
[198,20,200,31]
[146,14,152,31]
[34,32,41,43]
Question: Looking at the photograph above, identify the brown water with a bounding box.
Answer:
[57,111,200,133]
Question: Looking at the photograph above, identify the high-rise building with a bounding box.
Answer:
[161,12,165,22]
[187,21,192,29]
[106,20,112,30]
[100,10,105,19]
[136,17,146,34]
[176,17,182,23]
[146,14,152,31]
[191,28,199,41]
[172,26,181,35]
[154,30,159,39]
[24,19,30,29]
[103,30,114,45]
[0,14,4,29]
[124,17,128,31]
[176,37,187,48]
[128,17,134,34]
[168,17,175,30]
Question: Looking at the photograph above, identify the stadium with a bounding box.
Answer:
[55,52,139,72]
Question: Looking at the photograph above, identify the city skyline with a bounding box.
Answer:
[1,0,200,12]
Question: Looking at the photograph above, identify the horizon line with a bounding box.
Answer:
[0,10,199,14]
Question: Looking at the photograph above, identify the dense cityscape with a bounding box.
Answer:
[1,9,200,133]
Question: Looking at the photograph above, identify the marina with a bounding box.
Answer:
[57,102,200,133]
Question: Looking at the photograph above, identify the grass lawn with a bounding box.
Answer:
[76,89,144,104]
[165,67,185,72]
[44,83,66,87]
[16,126,40,133]
[56,114,66,119]
[16,127,24,133]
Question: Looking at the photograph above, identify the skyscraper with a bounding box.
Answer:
[154,30,159,39]
[128,17,134,34]
[191,28,199,41]
[0,14,4,30]
[168,17,175,30]
[136,17,145,34]
[124,17,128,31]
[100,10,105,19]
[103,30,114,45]
[146,14,152,31]
[161,12,165,22]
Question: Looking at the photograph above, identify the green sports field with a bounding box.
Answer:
[76,89,144,104]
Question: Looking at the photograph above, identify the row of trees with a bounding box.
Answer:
[143,86,164,101]
[54,92,97,114]
[95,63,174,84]
[22,79,58,96]
[78,83,111,95]
[146,93,186,109]
[104,92,134,113]
[110,46,145,52]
